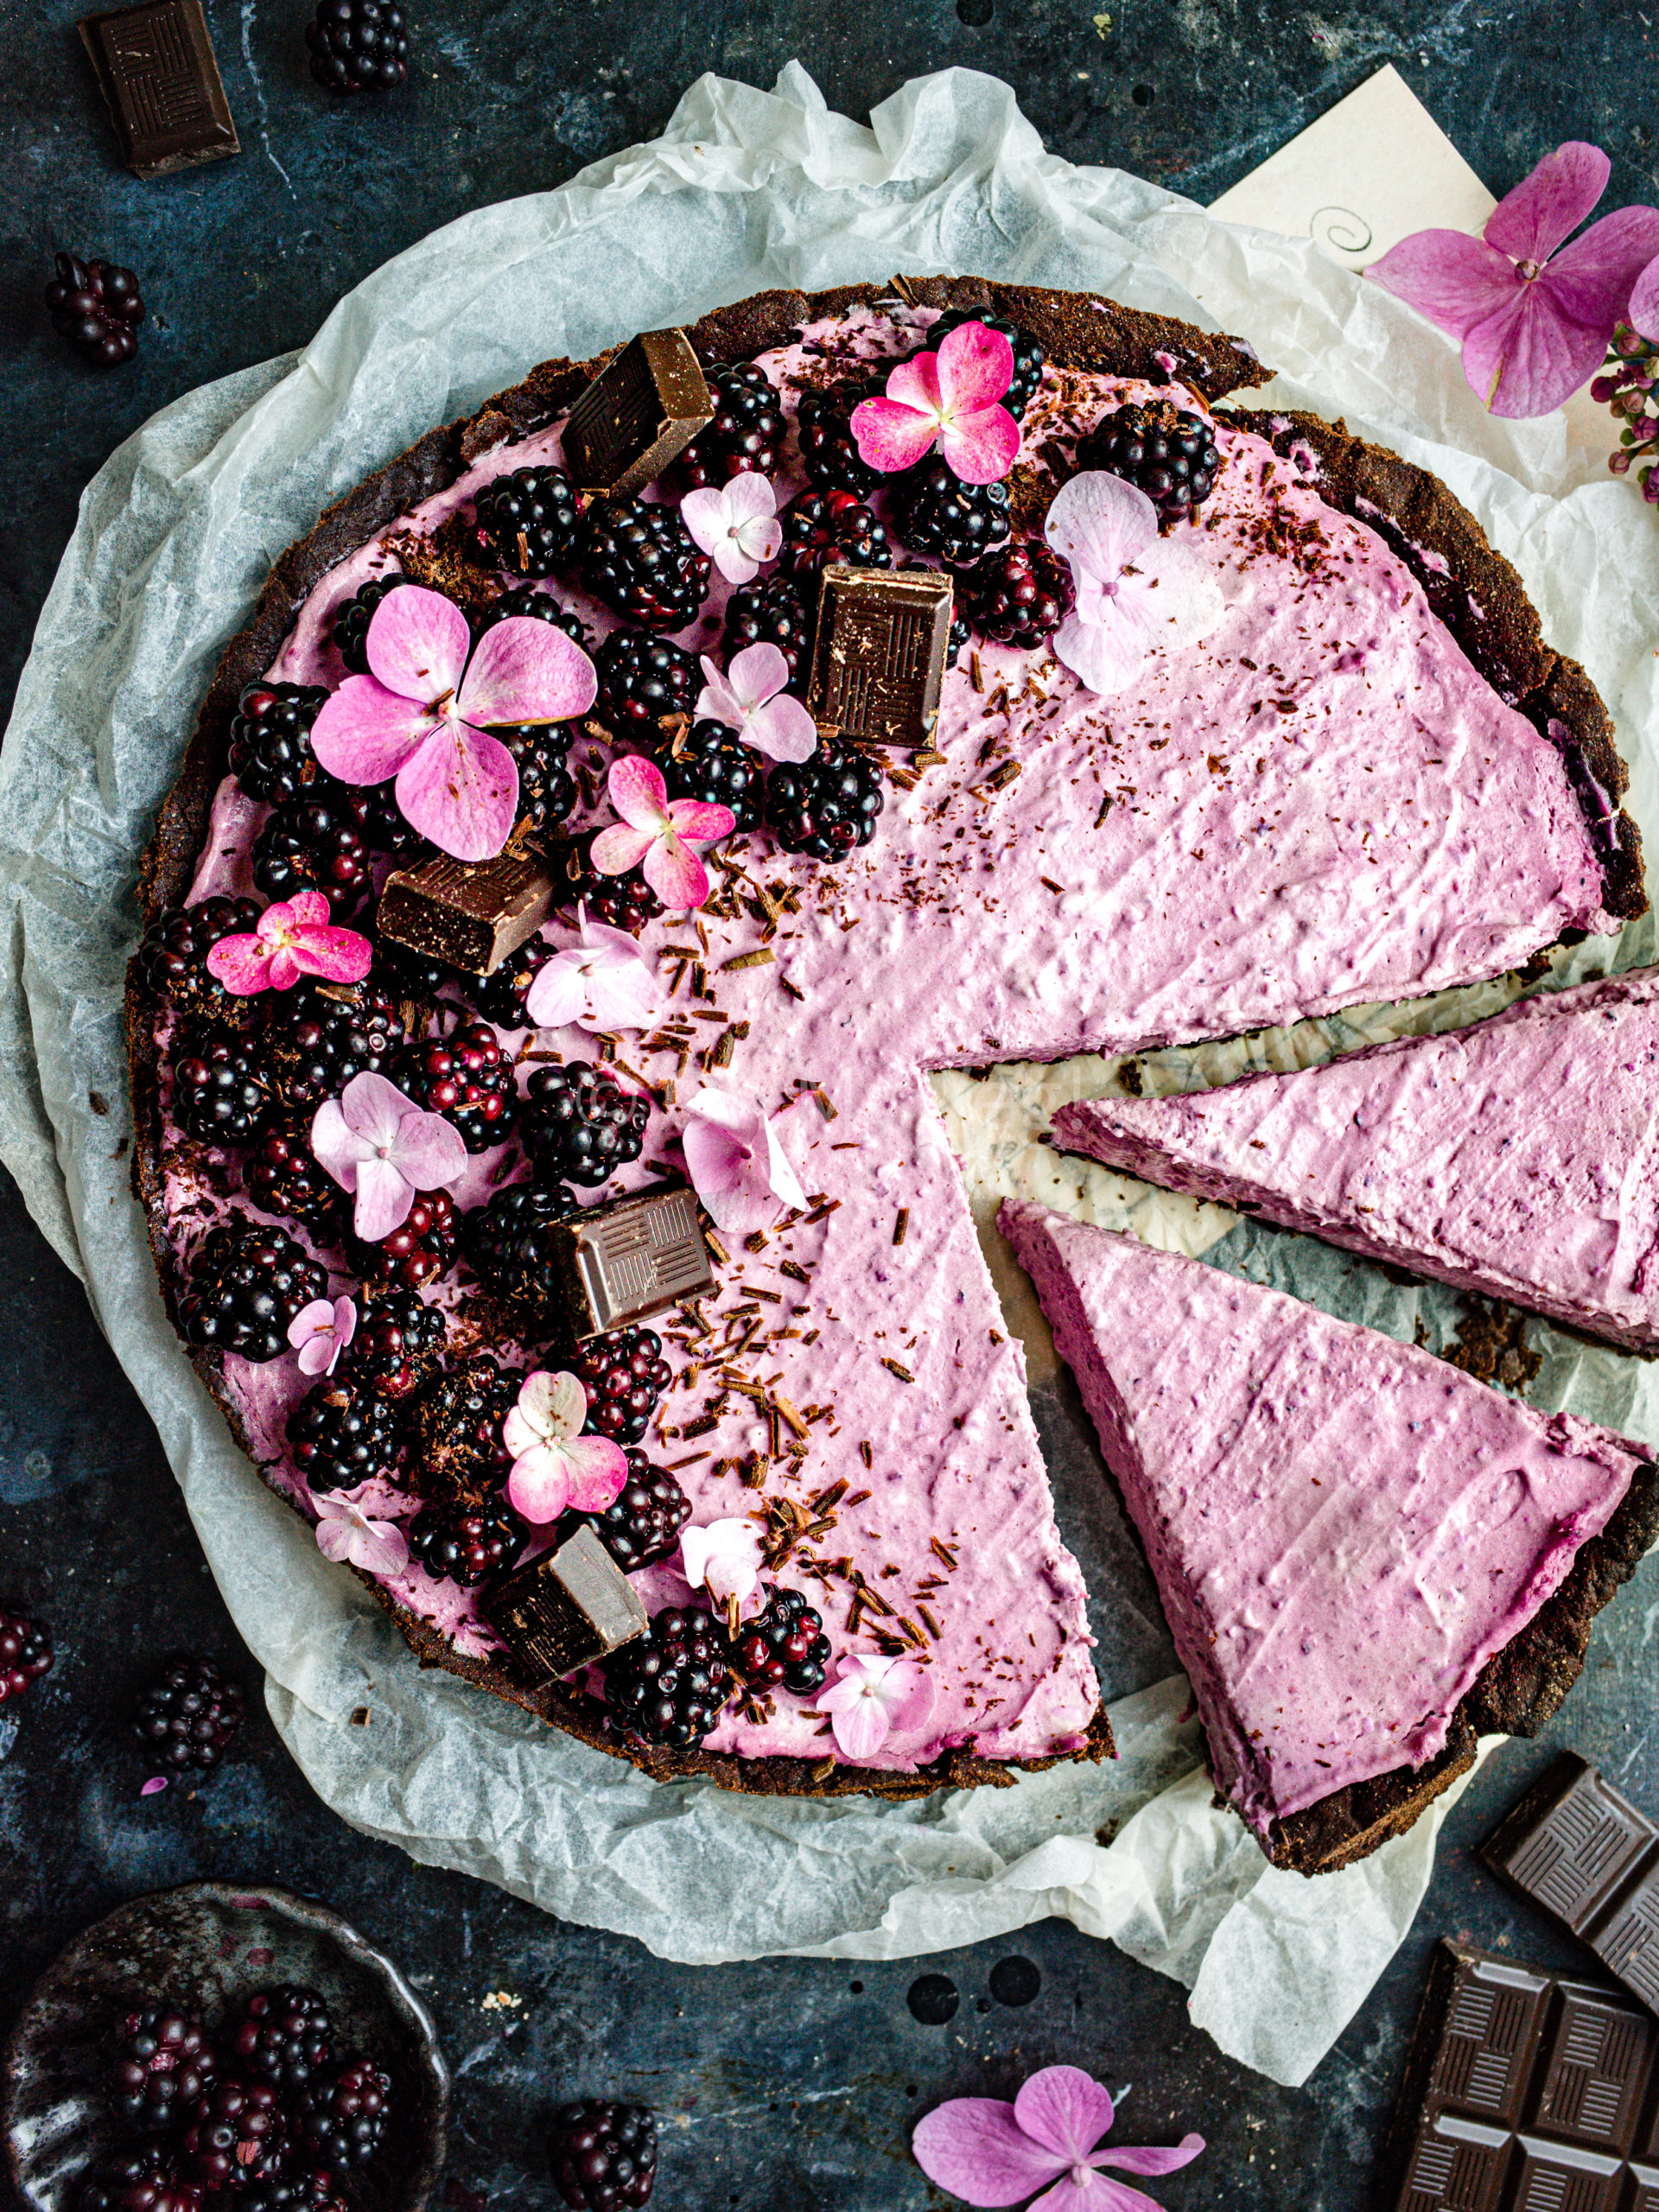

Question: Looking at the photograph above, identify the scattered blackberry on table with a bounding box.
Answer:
[228,682,330,804]
[298,2057,391,2175]
[267,980,408,1112]
[576,1452,690,1573]
[404,1355,516,1502]
[182,1219,327,1362]
[579,498,709,630]
[467,934,552,1029]
[594,630,698,733]
[133,1656,245,1776]
[913,307,1045,418]
[305,0,409,90]
[350,1191,459,1293]
[171,1027,274,1147]
[722,574,811,685]
[289,1375,404,1492]
[45,252,144,366]
[765,738,884,862]
[330,576,405,672]
[728,1585,830,1694]
[524,1062,650,1187]
[677,362,786,486]
[252,782,373,919]
[405,1503,521,1586]
[553,836,664,937]
[472,468,582,580]
[234,1987,334,2092]
[549,2101,658,2211]
[896,460,1011,569]
[78,2145,200,2212]
[898,562,967,665]
[570,1325,671,1446]
[181,2079,288,2189]
[242,1123,345,1236]
[478,585,591,649]
[138,899,264,1026]
[496,723,577,836]
[658,720,762,832]
[960,540,1075,647]
[778,489,891,576]
[0,1611,53,1700]
[1077,398,1221,524]
[345,1283,448,1397]
[398,1020,517,1151]
[796,379,882,496]
[464,1179,569,1310]
[601,1605,729,1749]
[110,2010,217,2133]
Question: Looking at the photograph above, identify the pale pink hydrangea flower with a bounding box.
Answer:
[680,1085,806,1236]
[678,1519,766,1607]
[696,644,817,765]
[523,909,662,1034]
[315,1488,410,1575]
[1044,472,1223,697]
[502,1370,629,1525]
[287,1294,357,1377]
[815,1652,936,1762]
[680,474,784,584]
[206,891,372,997]
[912,2065,1204,2212]
[310,1070,467,1241]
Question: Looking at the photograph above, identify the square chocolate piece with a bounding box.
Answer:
[562,331,713,499]
[808,564,954,747]
[552,1185,713,1340]
[79,0,239,176]
[480,1526,647,1685]
[377,850,558,976]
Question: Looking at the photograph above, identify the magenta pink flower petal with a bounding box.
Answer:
[641,830,711,912]
[1483,139,1610,264]
[365,584,470,704]
[1366,230,1522,340]
[1096,2135,1205,2177]
[280,891,333,929]
[206,933,275,995]
[394,723,520,862]
[935,320,1016,412]
[588,823,656,876]
[506,1446,575,1525]
[352,1154,416,1241]
[284,921,374,984]
[1630,252,1659,339]
[883,350,945,416]
[912,2100,1065,2206]
[850,394,944,474]
[1014,2069,1116,2165]
[562,1434,631,1511]
[1026,2180,1103,2212]
[1461,284,1602,416]
[265,944,304,990]
[310,675,433,786]
[1542,205,1659,327]
[665,798,737,846]
[140,1776,168,1796]
[607,752,673,831]
[938,404,1022,486]
[455,615,597,728]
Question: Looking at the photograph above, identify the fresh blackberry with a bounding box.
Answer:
[398,1020,517,1152]
[343,1283,448,1398]
[896,460,1011,569]
[234,1987,334,2092]
[677,363,786,486]
[523,1062,650,1187]
[181,2080,288,2189]
[0,1611,53,1700]
[228,683,330,804]
[404,1356,516,1503]
[917,308,1045,418]
[182,1219,327,1362]
[267,981,408,1112]
[1077,399,1222,524]
[576,1452,690,1573]
[111,2009,217,2132]
[252,781,373,919]
[376,941,454,1005]
[899,563,968,666]
[406,1503,522,1586]
[236,2168,346,2212]
[133,1656,245,1775]
[579,499,709,631]
[553,836,664,937]
[138,899,264,1026]
[289,1376,404,1493]
[569,1325,670,1446]
[473,468,582,580]
[466,934,552,1029]
[601,1605,729,1748]
[658,720,762,832]
[349,1191,459,1293]
[305,0,409,90]
[464,1178,570,1310]
[765,738,885,862]
[478,586,592,648]
[594,630,699,733]
[549,2101,658,2211]
[721,575,811,686]
[342,778,426,861]
[496,723,577,837]
[728,1584,830,1694]
[330,576,405,672]
[298,2058,391,2175]
[243,1123,345,1236]
[960,540,1075,647]
[45,251,144,366]
[171,1027,275,1147]
[795,380,882,496]
[79,2146,200,2212]
[778,489,892,577]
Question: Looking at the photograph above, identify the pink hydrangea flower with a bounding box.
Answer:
[680,1084,806,1235]
[588,755,735,912]
[1368,141,1659,416]
[206,891,373,997]
[287,1294,357,1377]
[523,908,662,1034]
[309,584,596,862]
[315,1487,411,1574]
[913,2065,1205,2212]
[1044,472,1224,697]
[679,1518,766,1607]
[696,644,817,765]
[815,1652,937,1762]
[680,474,784,585]
[310,1070,467,1241]
[502,1370,630,1524]
[850,322,1021,484]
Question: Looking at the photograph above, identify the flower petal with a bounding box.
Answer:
[352,1154,416,1242]
[1365,230,1522,340]
[206,933,275,995]
[315,1514,354,1561]
[387,1105,470,1187]
[878,1657,938,1739]
[746,693,818,766]
[506,1444,575,1526]
[1483,139,1610,264]
[394,722,520,863]
[296,1332,340,1376]
[723,470,780,528]
[1460,284,1609,416]
[728,641,788,714]
[827,1691,891,1762]
[456,615,597,728]
[340,1070,415,1152]
[681,485,738,558]
[1014,2069,1116,2166]
[938,404,1022,486]
[283,890,333,929]
[524,952,588,1030]
[851,394,944,474]
[310,676,434,788]
[679,1517,765,1604]
[912,2100,1066,2208]
[1096,2135,1205,2177]
[1541,205,1659,330]
[1027,2179,1115,2212]
[588,823,657,876]
[351,1515,411,1579]
[518,1368,588,1446]
[284,921,375,985]
[1046,469,1160,585]
[289,1298,338,1351]
[935,320,1016,412]
[760,1110,808,1217]
[265,944,304,991]
[696,656,747,730]
[664,798,738,846]
[309,1096,373,1189]
[641,830,712,912]
[365,584,471,705]
[1630,251,1659,340]
[563,1433,632,1512]
[607,752,674,833]
[1052,607,1154,697]
[580,944,660,1033]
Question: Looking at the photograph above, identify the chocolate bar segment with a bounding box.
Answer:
[562,331,713,499]
[1483,1754,1659,2013]
[552,1185,712,1339]
[377,849,558,976]
[480,1526,647,1685]
[79,0,239,176]
[808,564,954,747]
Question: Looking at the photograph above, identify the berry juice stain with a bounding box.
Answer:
[907,1973,960,2024]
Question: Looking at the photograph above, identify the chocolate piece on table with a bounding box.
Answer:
[1483,1752,1659,2013]
[480,1526,648,1685]
[79,0,239,177]
[808,564,954,747]
[551,1185,713,1340]
[561,330,713,499]
[1379,1938,1659,2210]
[376,850,557,976]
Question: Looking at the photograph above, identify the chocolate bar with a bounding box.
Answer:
[480,1526,648,1685]
[79,0,239,177]
[1380,1939,1659,2209]
[376,849,557,976]
[1483,1754,1659,2013]
[562,331,713,499]
[550,1185,713,1339]
[808,564,954,747]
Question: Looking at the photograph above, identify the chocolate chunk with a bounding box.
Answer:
[562,331,713,499]
[1483,1753,1659,2012]
[1379,1939,1659,2210]
[551,1184,713,1340]
[808,565,954,747]
[377,849,557,976]
[79,0,239,177]
[480,1525,647,1684]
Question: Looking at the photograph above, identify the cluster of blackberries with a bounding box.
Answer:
[0,1609,54,1702]
[134,1655,245,1777]
[549,2101,658,2210]
[45,252,145,366]
[305,0,409,92]
[601,1584,831,1749]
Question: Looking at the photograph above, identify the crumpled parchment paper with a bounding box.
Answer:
[4,62,1658,2092]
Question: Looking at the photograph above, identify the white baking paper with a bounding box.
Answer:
[4,62,1658,2092]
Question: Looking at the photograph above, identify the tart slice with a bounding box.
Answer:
[1053,969,1659,1354]
[997,1198,1659,1871]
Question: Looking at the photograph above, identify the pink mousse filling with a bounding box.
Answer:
[998,1199,1649,1833]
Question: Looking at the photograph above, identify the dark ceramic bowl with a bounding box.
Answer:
[2,1882,449,2212]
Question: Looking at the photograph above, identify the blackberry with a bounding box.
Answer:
[349,1191,459,1293]
[406,1503,521,1586]
[138,899,264,1026]
[234,1987,334,2092]
[576,1452,690,1573]
[473,468,582,580]
[579,499,709,631]
[344,1283,448,1398]
[252,782,373,919]
[298,2058,391,2176]
[228,683,330,804]
[330,576,405,673]
[896,460,1010,569]
[594,630,699,734]
[181,2081,287,2190]
[133,1656,245,1775]
[305,0,409,90]
[570,1325,670,1446]
[111,2009,217,2132]
[524,1062,650,1187]
[899,562,967,666]
[243,1123,345,1236]
[795,379,882,496]
[79,2147,200,2212]
[464,1179,569,1310]
[960,540,1075,648]
[496,723,577,837]
[45,251,144,367]
[467,934,552,1029]
[237,2169,346,2212]
[0,1611,53,1700]
[728,1584,830,1695]
[398,1020,517,1152]
[171,1027,274,1147]
[552,836,663,937]
[404,1356,516,1503]
[916,308,1045,418]
[343,778,426,861]
[376,941,453,1005]
[267,981,408,1112]
[1077,399,1222,524]
[289,1376,404,1493]
[677,362,786,486]
[765,738,885,862]
[182,1219,327,1362]
[778,489,892,577]
[721,575,811,686]
[548,2101,658,2211]
[658,720,762,832]
[478,586,592,649]
[601,1605,729,1748]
